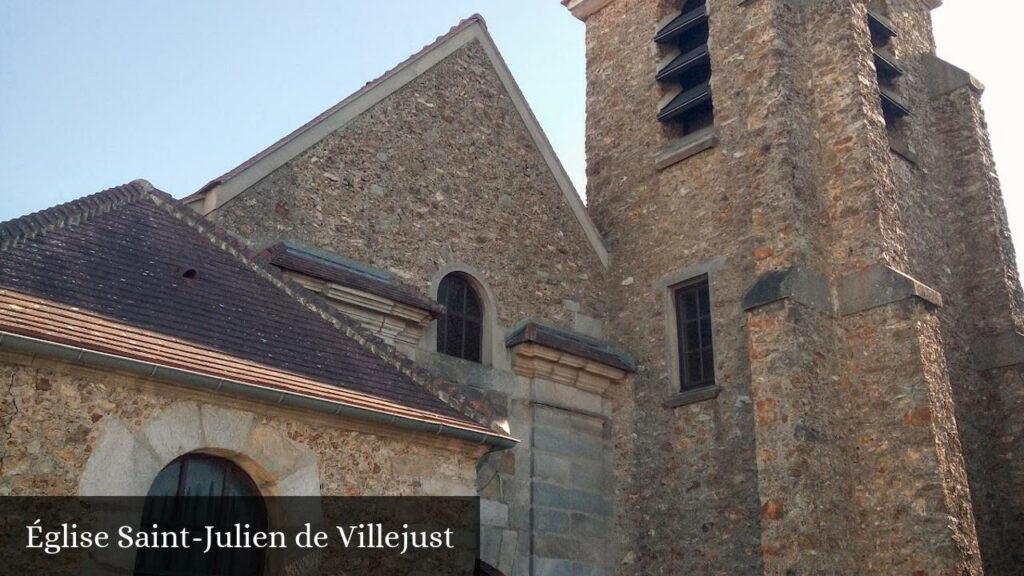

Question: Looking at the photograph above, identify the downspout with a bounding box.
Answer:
[0,331,517,450]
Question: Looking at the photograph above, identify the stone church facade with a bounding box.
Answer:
[2,2,1022,575]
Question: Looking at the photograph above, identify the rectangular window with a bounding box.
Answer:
[673,276,715,390]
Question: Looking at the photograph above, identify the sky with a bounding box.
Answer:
[1,1,1022,268]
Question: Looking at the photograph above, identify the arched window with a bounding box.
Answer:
[135,454,267,576]
[437,273,483,362]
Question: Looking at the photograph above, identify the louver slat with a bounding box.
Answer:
[873,48,904,79]
[658,82,712,122]
[880,87,911,118]
[655,5,708,44]
[656,44,711,82]
[867,11,897,42]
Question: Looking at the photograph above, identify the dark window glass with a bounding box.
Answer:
[437,274,483,363]
[135,454,266,576]
[674,277,715,390]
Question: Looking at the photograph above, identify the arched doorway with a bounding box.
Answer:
[135,453,267,576]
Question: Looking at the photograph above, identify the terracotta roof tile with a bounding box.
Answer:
[0,290,496,436]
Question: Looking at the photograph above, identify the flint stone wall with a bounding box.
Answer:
[0,351,481,498]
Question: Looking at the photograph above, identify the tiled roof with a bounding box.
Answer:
[262,242,444,315]
[505,321,636,373]
[0,181,508,438]
[0,290,493,437]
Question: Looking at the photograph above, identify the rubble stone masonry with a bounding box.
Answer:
[211,40,608,332]
[578,0,1022,573]
[207,36,617,576]
[0,350,482,497]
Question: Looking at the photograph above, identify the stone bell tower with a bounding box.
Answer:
[565,0,1024,573]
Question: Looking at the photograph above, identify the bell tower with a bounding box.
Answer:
[566,0,1024,573]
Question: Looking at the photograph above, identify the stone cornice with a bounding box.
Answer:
[509,341,628,395]
[564,0,617,21]
[743,266,832,314]
[973,331,1024,371]
[289,273,433,346]
[742,264,944,317]
[838,264,942,316]
[926,55,985,98]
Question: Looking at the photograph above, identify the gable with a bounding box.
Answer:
[186,15,608,268]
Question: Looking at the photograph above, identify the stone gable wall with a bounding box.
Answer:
[211,40,607,331]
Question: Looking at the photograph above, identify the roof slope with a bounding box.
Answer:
[183,14,608,267]
[0,290,489,435]
[0,181,509,440]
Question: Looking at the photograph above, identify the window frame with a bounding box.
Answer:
[436,272,485,363]
[673,276,716,390]
[654,258,724,407]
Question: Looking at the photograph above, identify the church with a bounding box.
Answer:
[1,1,1022,574]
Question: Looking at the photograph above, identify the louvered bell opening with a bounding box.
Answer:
[655,3,708,44]
[657,44,711,83]
[880,87,911,118]
[867,11,896,43]
[873,48,904,79]
[658,82,712,123]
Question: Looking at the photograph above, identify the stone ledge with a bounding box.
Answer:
[742,266,832,314]
[506,321,635,373]
[973,331,1024,371]
[510,342,628,396]
[656,128,718,170]
[838,264,942,316]
[664,385,721,408]
[291,273,433,346]
[563,0,616,20]
[926,55,984,98]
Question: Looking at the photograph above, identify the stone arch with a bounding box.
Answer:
[78,401,320,498]
[428,263,506,368]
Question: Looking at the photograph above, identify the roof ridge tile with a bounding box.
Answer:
[0,180,151,251]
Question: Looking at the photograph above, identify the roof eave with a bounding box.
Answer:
[0,330,517,450]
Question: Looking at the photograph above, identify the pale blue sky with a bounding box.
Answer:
[2,2,1022,269]
[0,0,585,217]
